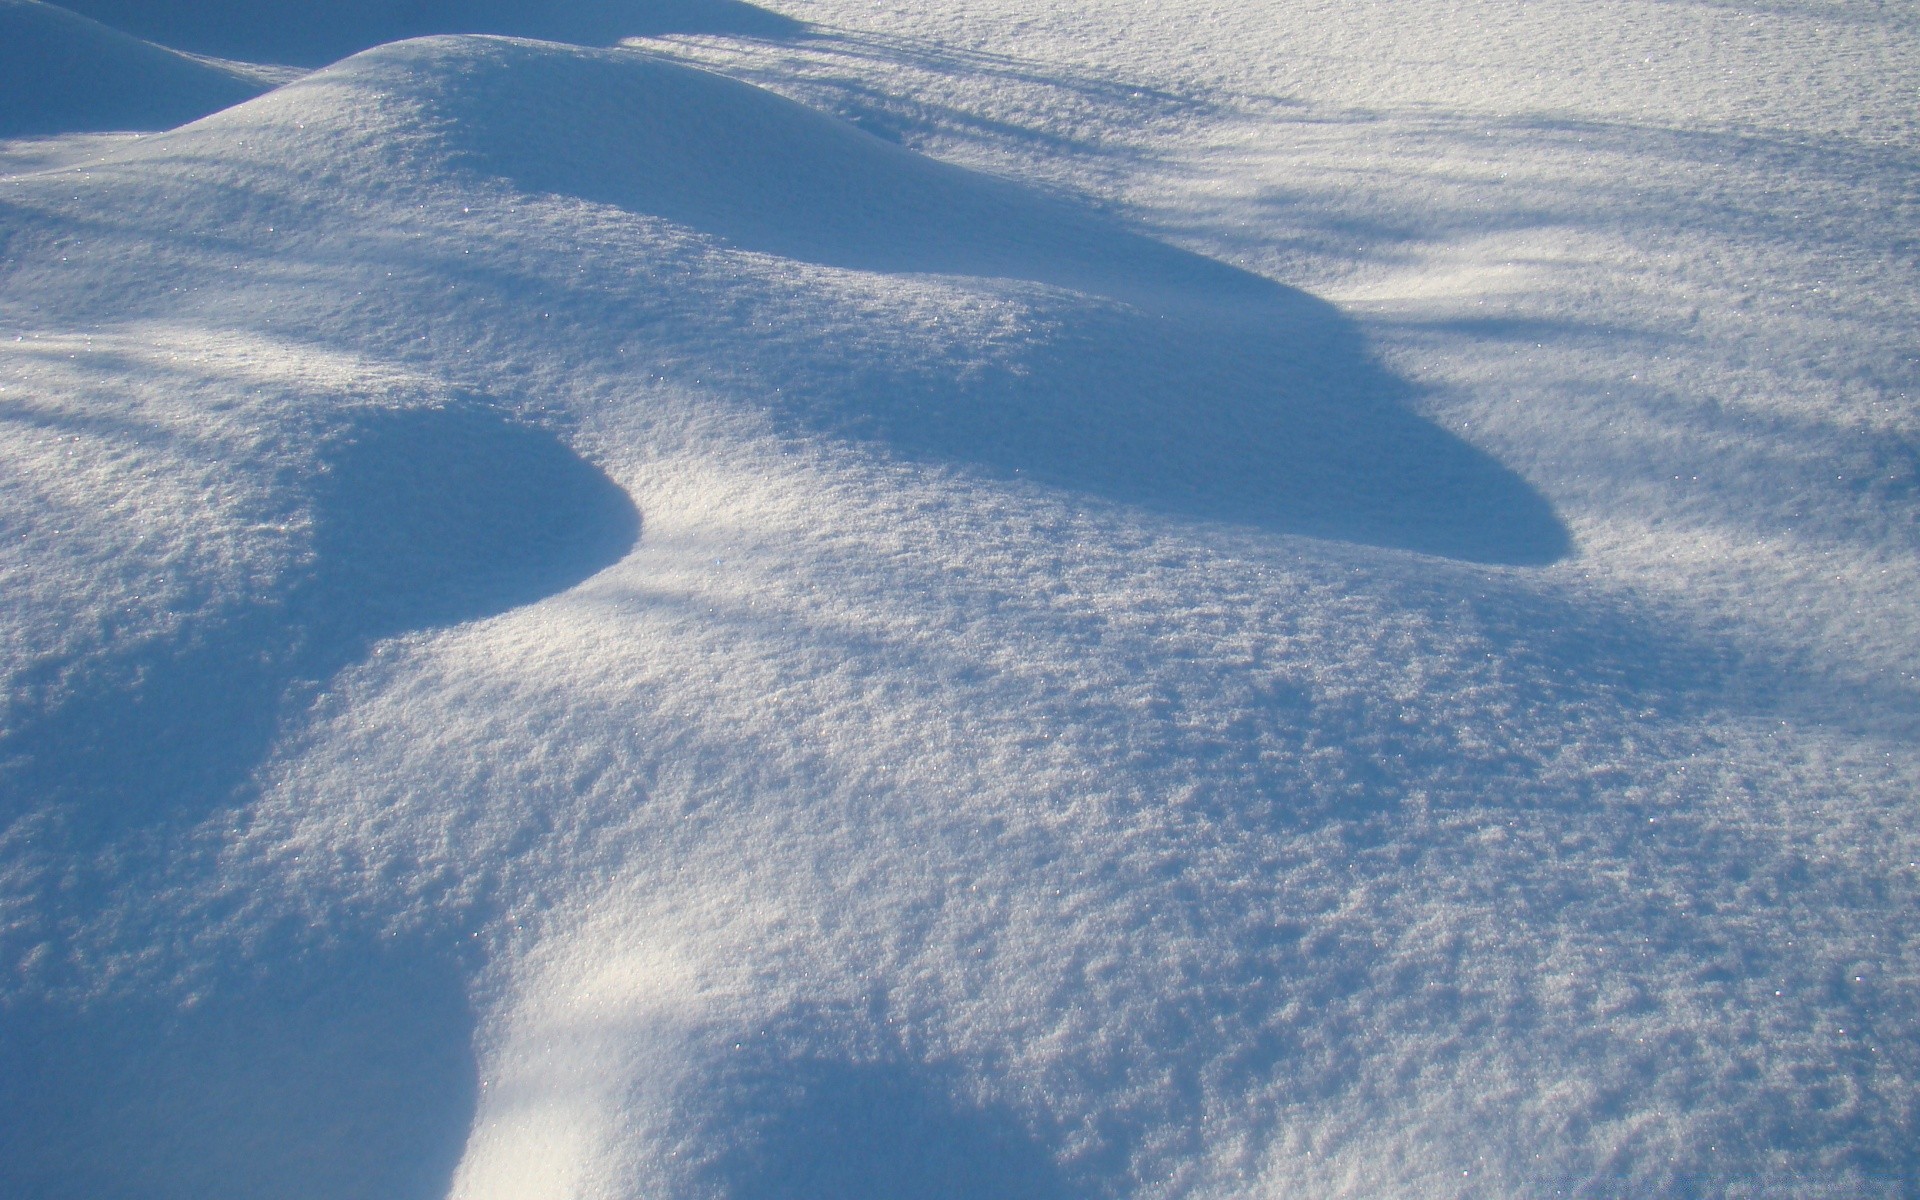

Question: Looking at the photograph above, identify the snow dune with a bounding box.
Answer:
[54,0,806,65]
[3,402,637,841]
[0,0,277,136]
[1,2,1916,1199]
[393,37,1566,564]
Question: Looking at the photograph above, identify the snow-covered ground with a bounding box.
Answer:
[1,0,1915,1196]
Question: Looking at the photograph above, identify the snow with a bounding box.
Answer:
[50,0,807,66]
[0,0,280,137]
[1,2,1916,1198]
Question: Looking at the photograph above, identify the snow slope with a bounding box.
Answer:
[52,0,806,65]
[1,3,1916,1199]
[0,0,282,136]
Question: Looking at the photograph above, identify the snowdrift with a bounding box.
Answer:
[52,0,805,66]
[0,0,274,136]
[2,6,1914,1200]
[2,404,639,839]
[0,36,1574,1199]
[348,36,1568,564]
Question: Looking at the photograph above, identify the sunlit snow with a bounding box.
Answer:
[2,0,1915,1197]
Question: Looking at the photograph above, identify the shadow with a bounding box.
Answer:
[0,0,272,138]
[654,26,1235,172]
[51,0,806,67]
[679,1025,1077,1200]
[0,930,477,1200]
[421,40,1568,564]
[303,404,641,639]
[0,403,640,842]
[0,403,634,1199]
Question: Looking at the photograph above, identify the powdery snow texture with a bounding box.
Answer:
[1,2,1915,1199]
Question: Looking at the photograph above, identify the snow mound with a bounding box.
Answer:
[23,12,1907,1197]
[0,0,273,137]
[52,0,805,67]
[0,391,637,1198]
[278,36,1569,563]
[1,403,639,838]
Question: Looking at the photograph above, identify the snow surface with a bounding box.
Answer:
[0,0,286,137]
[1,1,1916,1198]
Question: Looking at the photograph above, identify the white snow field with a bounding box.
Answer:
[1,0,1916,1197]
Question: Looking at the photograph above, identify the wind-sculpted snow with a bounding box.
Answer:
[0,0,275,136]
[1,6,1915,1200]
[0,403,638,838]
[0,398,634,1199]
[375,37,1568,564]
[55,0,806,66]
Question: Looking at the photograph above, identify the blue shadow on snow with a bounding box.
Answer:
[0,403,638,1200]
[51,0,806,66]
[681,1030,1078,1200]
[0,403,640,841]
[0,0,271,137]
[0,931,476,1200]
[432,41,1571,566]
